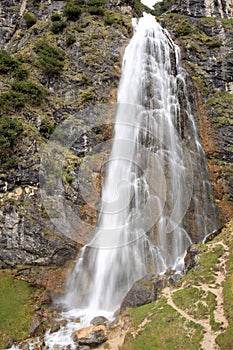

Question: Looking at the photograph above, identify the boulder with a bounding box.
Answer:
[184,245,202,271]
[73,325,108,348]
[120,274,167,312]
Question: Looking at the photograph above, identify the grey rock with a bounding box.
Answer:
[120,274,167,312]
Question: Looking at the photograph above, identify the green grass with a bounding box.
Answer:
[0,271,35,348]
[216,222,233,348]
[121,298,203,350]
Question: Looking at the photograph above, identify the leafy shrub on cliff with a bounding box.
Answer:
[87,0,105,15]
[175,20,193,36]
[0,91,25,114]
[36,41,66,77]
[11,80,45,105]
[51,13,62,22]
[0,115,23,159]
[0,50,19,73]
[63,1,82,20]
[66,34,76,46]
[50,21,67,34]
[12,66,29,80]
[23,12,37,29]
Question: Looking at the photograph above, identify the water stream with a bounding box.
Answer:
[12,13,217,349]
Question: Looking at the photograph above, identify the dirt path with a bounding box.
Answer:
[162,241,229,350]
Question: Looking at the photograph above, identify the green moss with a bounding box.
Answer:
[0,271,36,348]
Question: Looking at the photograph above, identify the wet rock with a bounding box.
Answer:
[184,245,202,271]
[90,316,109,326]
[28,315,43,337]
[73,325,108,347]
[120,274,167,312]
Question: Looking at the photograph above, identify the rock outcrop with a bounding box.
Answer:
[0,0,132,266]
[172,0,233,18]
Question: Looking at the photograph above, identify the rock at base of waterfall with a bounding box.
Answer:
[28,315,43,337]
[90,316,109,326]
[120,274,168,312]
[184,245,202,270]
[72,325,108,347]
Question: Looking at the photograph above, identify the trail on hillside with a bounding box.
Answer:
[162,241,229,350]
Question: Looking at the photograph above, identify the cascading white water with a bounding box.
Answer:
[42,13,217,348]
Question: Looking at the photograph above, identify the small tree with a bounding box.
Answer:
[35,41,66,77]
[23,12,37,29]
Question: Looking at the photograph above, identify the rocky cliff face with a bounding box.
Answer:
[0,0,132,267]
[172,0,233,18]
[162,0,233,222]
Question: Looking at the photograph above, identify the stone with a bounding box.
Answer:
[120,274,167,312]
[90,316,109,326]
[28,315,43,337]
[184,245,202,271]
[73,325,108,347]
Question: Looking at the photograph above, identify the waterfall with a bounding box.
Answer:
[43,12,217,348]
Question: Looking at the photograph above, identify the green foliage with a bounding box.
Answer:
[50,20,67,34]
[66,34,76,46]
[104,16,115,25]
[12,66,29,80]
[0,272,35,348]
[11,80,45,105]
[51,13,62,22]
[40,117,55,138]
[63,1,82,21]
[36,41,66,77]
[216,222,233,348]
[0,91,25,114]
[152,0,172,16]
[87,0,105,16]
[0,115,23,162]
[122,298,203,350]
[88,6,105,15]
[80,88,95,102]
[23,12,37,28]
[175,20,193,36]
[0,50,19,73]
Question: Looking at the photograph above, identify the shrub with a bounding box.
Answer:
[51,13,61,21]
[40,117,55,138]
[63,1,82,21]
[89,6,105,15]
[0,91,25,113]
[0,50,19,73]
[11,80,45,105]
[12,67,29,80]
[87,0,105,15]
[66,34,76,46]
[175,21,193,36]
[104,16,115,25]
[0,115,23,159]
[50,21,67,34]
[36,41,66,77]
[23,12,37,28]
